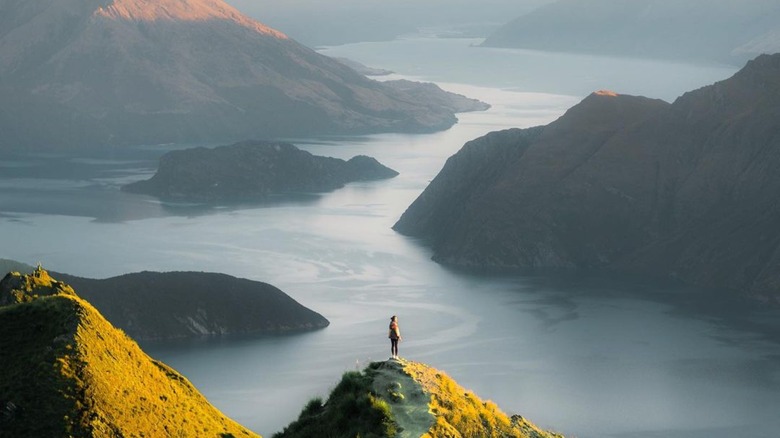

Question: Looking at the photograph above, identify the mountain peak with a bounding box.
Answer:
[593,89,619,97]
[0,0,485,149]
[93,0,287,38]
[277,357,563,437]
[0,267,76,306]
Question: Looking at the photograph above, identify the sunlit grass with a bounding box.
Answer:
[275,357,563,438]
[273,367,397,438]
[0,269,258,437]
[1,268,563,438]
[402,360,564,438]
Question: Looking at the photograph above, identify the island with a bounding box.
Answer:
[123,141,399,202]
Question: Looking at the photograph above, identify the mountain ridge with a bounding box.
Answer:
[57,270,330,340]
[0,0,486,150]
[394,53,780,302]
[0,262,329,340]
[275,358,563,438]
[0,267,260,436]
[93,0,287,38]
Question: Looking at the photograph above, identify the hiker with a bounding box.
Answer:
[389,315,402,358]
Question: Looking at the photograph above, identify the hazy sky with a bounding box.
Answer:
[225,0,553,45]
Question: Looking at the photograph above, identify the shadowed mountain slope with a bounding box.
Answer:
[275,358,562,438]
[0,267,260,437]
[0,0,486,150]
[57,270,329,341]
[0,262,328,341]
[394,54,780,303]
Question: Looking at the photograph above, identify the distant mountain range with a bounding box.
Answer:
[0,268,260,436]
[0,0,486,150]
[394,54,780,303]
[122,141,399,202]
[483,0,780,65]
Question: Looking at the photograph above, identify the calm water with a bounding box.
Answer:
[2,38,779,437]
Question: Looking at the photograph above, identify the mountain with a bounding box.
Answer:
[394,54,780,303]
[0,267,260,437]
[383,80,491,114]
[0,262,328,340]
[482,0,780,65]
[56,270,329,341]
[334,57,394,76]
[122,141,399,202]
[275,358,562,438]
[0,259,330,340]
[0,259,33,276]
[0,0,486,151]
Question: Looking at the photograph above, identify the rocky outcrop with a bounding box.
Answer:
[395,54,780,302]
[0,268,260,437]
[0,0,487,151]
[55,270,329,341]
[276,358,563,438]
[482,0,780,65]
[122,141,398,202]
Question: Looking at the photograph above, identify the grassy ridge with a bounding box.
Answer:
[0,269,258,437]
[273,365,397,438]
[276,359,563,438]
[402,360,563,438]
[0,296,83,436]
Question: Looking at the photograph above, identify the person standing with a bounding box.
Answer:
[389,315,402,359]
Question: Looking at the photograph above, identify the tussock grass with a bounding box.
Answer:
[273,368,397,438]
[275,358,564,438]
[0,269,259,437]
[402,360,563,438]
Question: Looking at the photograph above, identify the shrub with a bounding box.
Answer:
[273,369,398,438]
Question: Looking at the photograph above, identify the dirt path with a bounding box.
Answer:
[371,358,434,438]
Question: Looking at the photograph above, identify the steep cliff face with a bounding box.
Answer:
[395,54,780,302]
[0,0,484,150]
[0,268,260,436]
[276,358,562,438]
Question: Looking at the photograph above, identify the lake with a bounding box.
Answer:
[2,37,779,438]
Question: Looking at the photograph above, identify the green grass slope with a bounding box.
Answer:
[0,268,259,437]
[275,358,562,438]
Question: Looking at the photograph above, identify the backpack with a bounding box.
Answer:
[388,321,398,339]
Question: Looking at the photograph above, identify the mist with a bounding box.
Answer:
[2,1,780,437]
[482,0,780,65]
[225,0,553,45]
